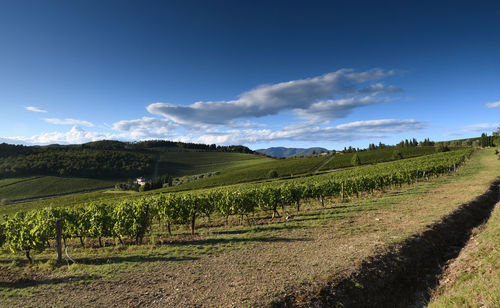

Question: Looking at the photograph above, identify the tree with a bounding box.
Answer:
[351,153,361,166]
[392,150,403,160]
[480,133,493,147]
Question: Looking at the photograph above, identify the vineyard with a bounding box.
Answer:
[0,149,473,263]
[318,145,440,171]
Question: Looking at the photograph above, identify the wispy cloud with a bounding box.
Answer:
[358,83,403,95]
[459,122,499,133]
[25,106,48,113]
[6,126,111,145]
[112,117,178,139]
[147,69,399,126]
[3,118,425,146]
[44,118,95,127]
[294,96,392,121]
[486,101,500,108]
[178,119,425,145]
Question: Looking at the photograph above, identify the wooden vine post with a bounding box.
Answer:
[341,182,345,202]
[319,187,325,207]
[191,199,197,235]
[55,219,63,264]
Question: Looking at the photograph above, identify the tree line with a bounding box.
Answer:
[0,148,155,178]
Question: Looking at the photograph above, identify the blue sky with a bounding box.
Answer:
[1,0,499,150]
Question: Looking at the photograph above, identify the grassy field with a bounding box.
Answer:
[0,148,497,307]
[160,155,328,191]
[0,189,131,217]
[319,146,443,171]
[156,152,271,177]
[0,176,116,202]
[428,199,500,307]
[0,177,42,188]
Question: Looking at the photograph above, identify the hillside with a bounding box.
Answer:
[156,151,270,177]
[0,176,115,203]
[256,146,328,157]
[0,140,267,202]
[0,140,256,179]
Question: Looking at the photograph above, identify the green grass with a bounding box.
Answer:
[0,176,116,202]
[157,152,271,177]
[428,200,500,307]
[0,177,42,188]
[0,189,136,217]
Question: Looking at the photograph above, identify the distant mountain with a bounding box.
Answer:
[256,147,329,158]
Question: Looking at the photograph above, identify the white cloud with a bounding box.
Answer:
[44,118,95,127]
[294,96,392,121]
[7,126,112,145]
[486,101,500,108]
[0,137,30,145]
[460,123,499,133]
[178,119,425,145]
[112,117,178,139]
[147,69,399,125]
[25,106,48,113]
[1,118,424,146]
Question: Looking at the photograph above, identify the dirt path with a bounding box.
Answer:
[2,150,498,307]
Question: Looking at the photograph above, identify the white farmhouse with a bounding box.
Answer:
[135,176,147,186]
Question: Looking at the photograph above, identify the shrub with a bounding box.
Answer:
[268,170,279,178]
[436,145,450,153]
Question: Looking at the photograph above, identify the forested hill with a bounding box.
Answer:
[0,140,256,179]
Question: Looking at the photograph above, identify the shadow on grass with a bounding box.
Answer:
[75,255,198,265]
[211,223,301,235]
[0,274,99,289]
[157,161,195,177]
[162,235,310,247]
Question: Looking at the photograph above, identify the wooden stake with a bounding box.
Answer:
[55,219,62,264]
